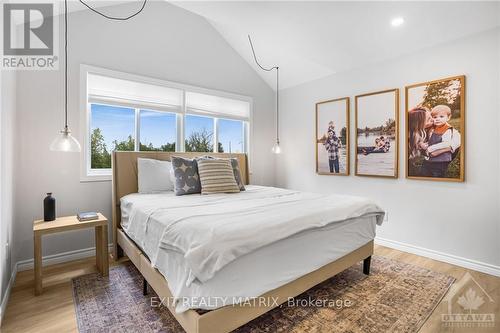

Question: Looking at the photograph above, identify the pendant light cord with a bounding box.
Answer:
[248,35,277,72]
[276,67,279,144]
[62,0,148,130]
[64,0,68,129]
[248,35,280,144]
[78,0,148,21]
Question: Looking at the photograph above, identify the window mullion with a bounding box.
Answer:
[244,121,249,154]
[213,118,219,153]
[87,102,92,174]
[178,91,186,152]
[135,108,140,151]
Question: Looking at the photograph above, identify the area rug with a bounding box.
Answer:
[72,256,454,333]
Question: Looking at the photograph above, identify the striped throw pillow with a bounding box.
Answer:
[197,159,240,194]
[195,156,245,191]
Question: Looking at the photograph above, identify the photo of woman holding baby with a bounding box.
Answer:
[406,76,465,181]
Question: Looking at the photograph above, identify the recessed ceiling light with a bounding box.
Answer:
[391,17,405,27]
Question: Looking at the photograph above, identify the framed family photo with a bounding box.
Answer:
[315,97,350,175]
[405,75,465,182]
[355,89,399,178]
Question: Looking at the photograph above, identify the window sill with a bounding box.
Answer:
[80,174,112,183]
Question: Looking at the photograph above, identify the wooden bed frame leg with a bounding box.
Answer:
[363,256,371,275]
[143,278,148,296]
[112,244,124,262]
[116,245,123,259]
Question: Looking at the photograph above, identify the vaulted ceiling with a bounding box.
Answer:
[172,1,500,90]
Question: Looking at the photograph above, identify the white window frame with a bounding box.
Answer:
[216,117,248,154]
[80,64,253,182]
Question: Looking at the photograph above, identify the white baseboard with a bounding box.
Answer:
[17,243,114,272]
[375,237,500,277]
[0,263,17,327]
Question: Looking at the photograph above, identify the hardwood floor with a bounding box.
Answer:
[1,245,499,333]
[375,246,500,333]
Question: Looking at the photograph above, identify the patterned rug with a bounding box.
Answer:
[72,256,454,333]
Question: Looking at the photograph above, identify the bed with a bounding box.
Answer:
[112,151,384,333]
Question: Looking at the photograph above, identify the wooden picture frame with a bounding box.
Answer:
[355,89,399,178]
[315,97,350,175]
[405,75,465,182]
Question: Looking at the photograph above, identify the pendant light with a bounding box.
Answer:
[50,0,81,152]
[248,35,281,154]
[50,0,148,152]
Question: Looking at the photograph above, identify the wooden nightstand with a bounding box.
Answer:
[33,213,109,295]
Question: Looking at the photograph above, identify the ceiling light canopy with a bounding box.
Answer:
[391,17,405,27]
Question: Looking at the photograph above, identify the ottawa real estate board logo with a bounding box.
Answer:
[2,1,59,70]
[441,272,495,329]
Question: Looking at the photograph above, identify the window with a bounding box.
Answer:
[139,110,176,151]
[218,118,244,153]
[82,66,252,181]
[185,115,215,152]
[90,104,135,169]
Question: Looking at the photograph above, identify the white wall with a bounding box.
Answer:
[13,1,275,264]
[277,28,500,269]
[0,69,16,317]
[0,69,3,323]
[497,23,500,267]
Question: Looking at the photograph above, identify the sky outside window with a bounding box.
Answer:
[139,110,176,151]
[90,104,135,151]
[185,114,213,137]
[218,118,244,153]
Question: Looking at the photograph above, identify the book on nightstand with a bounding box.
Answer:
[77,212,99,222]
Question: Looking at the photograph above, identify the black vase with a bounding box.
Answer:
[44,193,56,221]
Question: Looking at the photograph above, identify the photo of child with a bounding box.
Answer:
[406,76,465,181]
[316,98,349,175]
[357,136,391,155]
[355,89,399,178]
[323,122,342,173]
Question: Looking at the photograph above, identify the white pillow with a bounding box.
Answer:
[137,158,174,193]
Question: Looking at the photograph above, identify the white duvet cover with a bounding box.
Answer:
[121,185,384,312]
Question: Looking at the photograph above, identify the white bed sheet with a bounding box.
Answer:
[121,186,378,313]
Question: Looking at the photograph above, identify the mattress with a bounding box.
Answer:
[121,185,380,312]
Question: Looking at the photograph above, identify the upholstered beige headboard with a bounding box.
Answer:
[111,151,249,260]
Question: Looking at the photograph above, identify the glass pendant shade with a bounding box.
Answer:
[272,142,281,154]
[50,128,81,152]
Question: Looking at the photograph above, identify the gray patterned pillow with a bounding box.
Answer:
[195,155,216,161]
[230,158,245,191]
[171,156,201,196]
